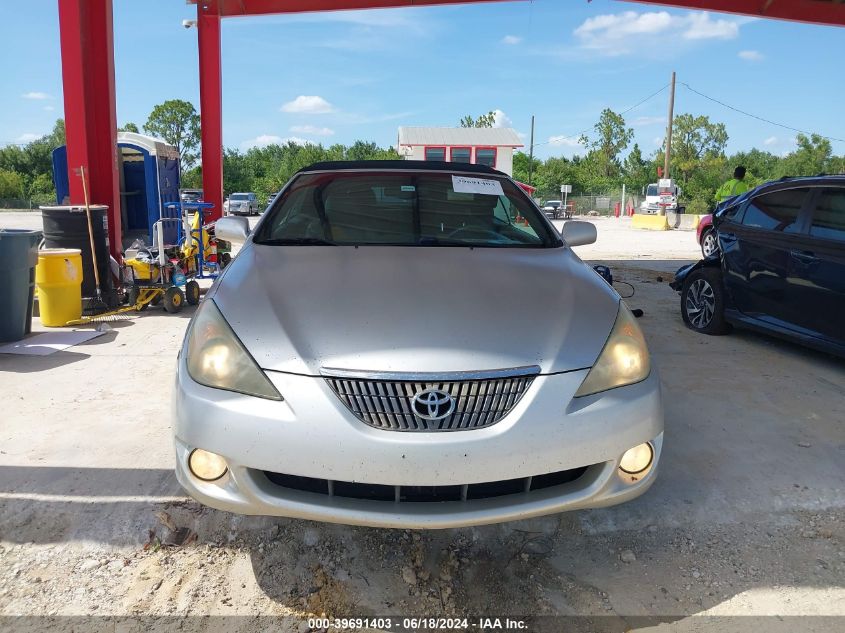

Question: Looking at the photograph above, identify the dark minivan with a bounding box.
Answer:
[671,176,845,357]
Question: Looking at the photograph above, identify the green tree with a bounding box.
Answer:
[143,99,201,172]
[622,144,652,192]
[579,109,633,179]
[0,120,65,201]
[778,133,833,178]
[512,151,542,187]
[460,112,496,128]
[181,166,202,189]
[120,122,139,133]
[346,140,399,161]
[670,113,728,182]
[0,170,26,199]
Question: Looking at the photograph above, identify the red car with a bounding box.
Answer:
[696,214,718,257]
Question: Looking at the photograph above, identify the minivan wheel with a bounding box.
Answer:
[681,268,728,335]
[701,229,718,258]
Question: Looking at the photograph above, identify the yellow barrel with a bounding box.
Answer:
[35,248,83,326]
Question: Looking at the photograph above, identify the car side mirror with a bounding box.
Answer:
[215,216,251,245]
[560,220,597,247]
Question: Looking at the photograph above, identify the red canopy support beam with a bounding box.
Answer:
[198,1,224,222]
[57,0,122,260]
[214,0,510,16]
[623,0,845,26]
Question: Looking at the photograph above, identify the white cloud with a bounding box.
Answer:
[738,49,764,62]
[281,95,334,114]
[574,11,740,56]
[683,12,739,40]
[43,105,56,112]
[16,133,41,143]
[21,92,51,100]
[492,109,513,128]
[290,125,334,136]
[502,35,522,45]
[653,136,664,147]
[240,134,311,150]
[632,115,666,126]
[547,135,584,148]
[764,136,778,146]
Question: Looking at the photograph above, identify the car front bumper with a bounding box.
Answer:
[173,356,664,528]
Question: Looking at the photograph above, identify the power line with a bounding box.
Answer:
[534,83,669,148]
[620,84,669,117]
[680,81,845,144]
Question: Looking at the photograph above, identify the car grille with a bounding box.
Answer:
[322,366,539,432]
[262,466,589,503]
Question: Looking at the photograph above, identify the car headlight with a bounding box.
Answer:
[574,301,650,397]
[185,299,283,401]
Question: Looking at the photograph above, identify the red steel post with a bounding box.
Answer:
[197,1,224,221]
[58,0,122,260]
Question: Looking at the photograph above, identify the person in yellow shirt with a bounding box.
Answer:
[715,166,749,203]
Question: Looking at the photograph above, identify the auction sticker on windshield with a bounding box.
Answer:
[452,175,504,196]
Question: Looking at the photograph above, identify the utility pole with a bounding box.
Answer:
[621,183,626,217]
[528,115,535,187]
[664,71,676,181]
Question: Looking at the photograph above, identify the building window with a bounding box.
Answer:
[450,147,471,163]
[475,147,496,168]
[424,147,446,161]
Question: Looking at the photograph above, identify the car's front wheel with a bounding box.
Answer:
[700,229,718,258]
[681,268,728,335]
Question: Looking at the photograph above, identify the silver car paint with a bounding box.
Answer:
[210,242,618,375]
[174,167,664,527]
[174,350,663,527]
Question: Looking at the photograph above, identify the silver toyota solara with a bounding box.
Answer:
[173,161,663,528]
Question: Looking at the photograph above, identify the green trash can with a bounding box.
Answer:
[0,229,43,342]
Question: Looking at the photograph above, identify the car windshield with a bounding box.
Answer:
[230,194,249,201]
[646,185,659,196]
[254,171,561,248]
[546,201,561,207]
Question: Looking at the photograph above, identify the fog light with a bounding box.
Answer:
[619,443,653,475]
[188,449,228,481]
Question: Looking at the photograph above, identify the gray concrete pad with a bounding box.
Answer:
[0,213,843,628]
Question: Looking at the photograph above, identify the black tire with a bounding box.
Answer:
[700,228,719,258]
[185,280,201,306]
[681,267,729,335]
[127,287,149,312]
[163,286,185,314]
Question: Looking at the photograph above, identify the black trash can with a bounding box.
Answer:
[0,229,42,342]
[40,205,116,307]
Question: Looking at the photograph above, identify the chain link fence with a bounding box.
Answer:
[0,197,54,210]
[534,190,643,217]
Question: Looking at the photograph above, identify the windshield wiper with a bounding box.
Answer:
[417,237,475,246]
[256,237,338,246]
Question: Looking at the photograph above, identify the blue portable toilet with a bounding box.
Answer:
[52,132,181,248]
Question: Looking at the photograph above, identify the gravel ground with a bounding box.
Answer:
[1,212,844,631]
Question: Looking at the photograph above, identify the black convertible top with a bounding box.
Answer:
[296,160,507,177]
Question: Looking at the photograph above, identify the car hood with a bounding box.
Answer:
[211,244,620,375]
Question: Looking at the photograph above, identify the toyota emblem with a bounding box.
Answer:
[411,388,455,421]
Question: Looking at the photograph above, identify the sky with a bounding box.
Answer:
[1,0,844,161]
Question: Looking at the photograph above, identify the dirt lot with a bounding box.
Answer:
[1,213,844,632]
